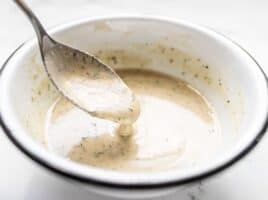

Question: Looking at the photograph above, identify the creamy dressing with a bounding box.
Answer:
[45,45,140,134]
[45,69,221,171]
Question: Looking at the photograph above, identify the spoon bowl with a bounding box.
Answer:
[14,0,139,125]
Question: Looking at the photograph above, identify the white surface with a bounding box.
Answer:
[0,0,268,199]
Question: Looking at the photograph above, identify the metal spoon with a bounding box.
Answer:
[13,0,140,125]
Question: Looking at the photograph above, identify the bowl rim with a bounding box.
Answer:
[0,15,268,189]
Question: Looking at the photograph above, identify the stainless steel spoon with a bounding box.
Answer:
[13,0,140,125]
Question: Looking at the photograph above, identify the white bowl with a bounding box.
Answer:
[0,16,267,198]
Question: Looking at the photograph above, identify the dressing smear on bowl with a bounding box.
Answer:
[44,69,221,171]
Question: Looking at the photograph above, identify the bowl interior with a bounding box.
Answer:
[1,17,267,185]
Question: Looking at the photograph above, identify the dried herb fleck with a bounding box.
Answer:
[82,56,86,64]
[80,143,86,152]
[110,56,118,64]
[218,79,222,86]
[202,64,209,69]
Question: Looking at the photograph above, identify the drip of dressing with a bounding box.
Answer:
[45,69,221,171]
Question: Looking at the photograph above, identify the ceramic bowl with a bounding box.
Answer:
[0,16,267,198]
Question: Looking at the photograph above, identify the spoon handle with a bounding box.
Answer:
[13,0,51,47]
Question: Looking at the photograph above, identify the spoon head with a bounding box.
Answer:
[42,41,140,124]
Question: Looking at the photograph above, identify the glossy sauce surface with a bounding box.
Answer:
[45,69,221,171]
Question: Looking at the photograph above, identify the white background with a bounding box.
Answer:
[0,0,268,199]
